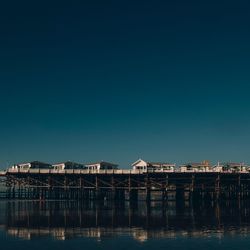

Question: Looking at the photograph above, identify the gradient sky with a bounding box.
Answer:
[0,0,250,169]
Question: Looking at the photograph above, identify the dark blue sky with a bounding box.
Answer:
[0,0,250,168]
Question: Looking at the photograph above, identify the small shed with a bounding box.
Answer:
[131,159,175,172]
[11,161,52,170]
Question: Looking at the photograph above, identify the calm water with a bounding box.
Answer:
[1,200,250,249]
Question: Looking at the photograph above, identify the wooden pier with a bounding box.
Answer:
[1,169,250,202]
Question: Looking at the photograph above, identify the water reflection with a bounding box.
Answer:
[1,200,250,241]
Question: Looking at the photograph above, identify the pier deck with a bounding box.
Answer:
[1,169,250,201]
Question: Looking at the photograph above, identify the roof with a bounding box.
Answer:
[148,162,175,166]
[52,161,85,166]
[131,159,147,166]
[221,162,246,167]
[181,162,211,167]
[18,161,51,166]
[85,161,118,167]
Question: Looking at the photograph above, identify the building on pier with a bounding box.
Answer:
[85,161,118,171]
[131,159,176,172]
[52,161,87,170]
[180,160,212,172]
[10,161,52,170]
[213,162,248,172]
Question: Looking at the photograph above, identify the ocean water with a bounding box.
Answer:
[1,200,250,250]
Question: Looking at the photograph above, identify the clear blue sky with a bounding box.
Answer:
[0,0,250,169]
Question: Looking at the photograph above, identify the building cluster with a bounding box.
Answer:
[132,159,249,173]
[10,161,118,171]
[8,158,250,173]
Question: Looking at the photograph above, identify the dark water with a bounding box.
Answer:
[1,200,250,249]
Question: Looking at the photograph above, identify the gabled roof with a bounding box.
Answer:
[18,161,51,166]
[131,159,148,167]
[85,161,118,167]
[52,161,84,166]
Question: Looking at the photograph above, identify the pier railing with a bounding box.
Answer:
[4,168,250,175]
[6,169,175,175]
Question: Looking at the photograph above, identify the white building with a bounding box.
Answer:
[213,162,247,173]
[180,161,212,172]
[85,161,118,171]
[11,161,52,170]
[52,161,87,170]
[131,159,175,172]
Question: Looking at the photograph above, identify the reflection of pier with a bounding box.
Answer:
[2,200,250,241]
[2,170,250,202]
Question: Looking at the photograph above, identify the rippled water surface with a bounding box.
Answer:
[1,200,250,249]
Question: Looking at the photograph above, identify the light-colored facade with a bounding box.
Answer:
[11,161,52,170]
[180,160,212,172]
[85,161,118,171]
[52,161,87,170]
[132,159,175,172]
[213,162,248,173]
